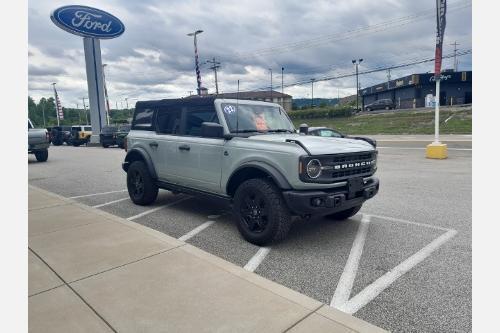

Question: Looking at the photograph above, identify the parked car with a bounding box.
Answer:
[123,97,379,245]
[364,99,395,111]
[115,124,131,149]
[100,125,119,148]
[49,125,72,145]
[68,125,92,146]
[28,119,50,162]
[307,127,377,148]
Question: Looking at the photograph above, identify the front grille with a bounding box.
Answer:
[323,151,377,181]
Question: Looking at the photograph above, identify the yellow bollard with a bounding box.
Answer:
[426,142,448,159]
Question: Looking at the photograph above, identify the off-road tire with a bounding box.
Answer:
[325,205,362,220]
[127,161,158,205]
[233,178,292,245]
[34,149,48,162]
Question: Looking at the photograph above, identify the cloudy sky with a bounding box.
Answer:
[28,0,471,108]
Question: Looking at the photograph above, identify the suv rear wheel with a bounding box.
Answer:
[34,149,48,162]
[233,178,292,245]
[325,205,362,220]
[127,161,158,205]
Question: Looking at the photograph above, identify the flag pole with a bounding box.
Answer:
[434,78,440,143]
[426,0,447,159]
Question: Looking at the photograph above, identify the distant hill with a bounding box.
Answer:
[292,98,339,109]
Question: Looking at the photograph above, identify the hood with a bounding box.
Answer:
[247,134,374,155]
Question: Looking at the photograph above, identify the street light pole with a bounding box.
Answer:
[269,68,273,102]
[187,30,204,95]
[82,97,89,125]
[281,67,284,107]
[310,78,315,108]
[352,58,363,111]
[51,83,60,126]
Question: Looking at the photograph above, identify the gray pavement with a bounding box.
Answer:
[29,186,385,333]
[28,141,472,332]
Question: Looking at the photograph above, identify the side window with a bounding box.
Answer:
[132,107,155,130]
[156,107,182,135]
[319,129,342,137]
[182,106,219,136]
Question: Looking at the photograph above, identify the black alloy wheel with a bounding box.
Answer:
[126,161,158,205]
[233,178,292,245]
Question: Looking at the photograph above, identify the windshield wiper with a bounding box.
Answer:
[266,129,294,133]
[232,129,261,133]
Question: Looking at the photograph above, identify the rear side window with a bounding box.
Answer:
[156,107,182,135]
[182,106,219,136]
[132,107,155,130]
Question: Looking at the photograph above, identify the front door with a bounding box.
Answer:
[171,105,224,193]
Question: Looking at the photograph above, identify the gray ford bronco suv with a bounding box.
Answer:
[123,97,379,245]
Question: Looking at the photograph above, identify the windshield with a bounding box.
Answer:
[221,103,295,133]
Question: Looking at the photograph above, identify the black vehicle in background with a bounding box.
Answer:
[49,126,72,146]
[364,99,395,111]
[307,126,377,148]
[100,125,119,148]
[115,124,131,149]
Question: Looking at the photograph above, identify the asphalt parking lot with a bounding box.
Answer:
[28,140,471,333]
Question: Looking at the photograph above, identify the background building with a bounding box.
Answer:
[361,70,472,109]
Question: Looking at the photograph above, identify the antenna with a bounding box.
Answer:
[236,80,240,134]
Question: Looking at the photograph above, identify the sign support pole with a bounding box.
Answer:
[83,37,107,144]
[434,78,440,143]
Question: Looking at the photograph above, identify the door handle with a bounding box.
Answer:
[178,144,190,151]
[149,142,158,148]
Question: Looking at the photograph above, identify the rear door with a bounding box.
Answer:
[154,105,183,182]
[173,104,225,193]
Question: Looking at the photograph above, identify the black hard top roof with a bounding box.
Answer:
[135,96,217,109]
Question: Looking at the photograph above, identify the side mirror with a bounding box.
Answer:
[201,122,224,138]
[299,123,309,135]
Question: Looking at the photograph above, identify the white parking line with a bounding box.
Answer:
[178,221,216,242]
[377,146,471,151]
[92,197,130,208]
[244,247,271,272]
[126,197,190,221]
[340,229,457,314]
[68,190,128,199]
[331,214,371,308]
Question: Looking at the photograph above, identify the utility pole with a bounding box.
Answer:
[82,97,88,125]
[41,101,46,127]
[269,68,273,102]
[310,78,315,108]
[450,41,460,71]
[387,68,391,89]
[102,64,111,125]
[125,97,129,109]
[281,67,284,107]
[187,30,204,95]
[76,103,82,123]
[206,57,221,94]
[115,101,118,110]
[352,58,363,111]
[188,91,193,96]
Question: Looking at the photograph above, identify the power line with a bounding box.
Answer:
[229,0,471,60]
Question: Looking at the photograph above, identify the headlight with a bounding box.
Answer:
[306,159,322,178]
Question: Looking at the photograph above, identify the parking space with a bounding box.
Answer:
[28,143,471,332]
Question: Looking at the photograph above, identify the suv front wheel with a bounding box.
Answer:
[127,161,158,205]
[233,178,292,245]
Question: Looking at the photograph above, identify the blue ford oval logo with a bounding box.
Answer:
[50,5,125,39]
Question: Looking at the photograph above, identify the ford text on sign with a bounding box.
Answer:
[50,5,125,39]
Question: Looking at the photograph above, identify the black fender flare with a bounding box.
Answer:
[123,147,158,179]
[228,161,292,192]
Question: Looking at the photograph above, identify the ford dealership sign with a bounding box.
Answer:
[50,5,125,39]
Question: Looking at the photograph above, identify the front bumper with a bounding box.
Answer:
[282,177,379,216]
